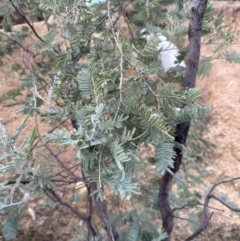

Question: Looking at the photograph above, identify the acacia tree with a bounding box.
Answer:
[1,0,240,240]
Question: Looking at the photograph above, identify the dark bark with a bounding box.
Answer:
[158,1,209,240]
[159,122,190,238]
[183,0,209,89]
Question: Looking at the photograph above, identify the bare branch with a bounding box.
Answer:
[8,0,61,54]
[172,203,224,213]
[44,145,81,180]
[0,194,31,210]
[0,30,48,71]
[5,177,84,186]
[173,215,207,229]
[44,187,88,221]
[8,0,45,42]
[210,194,240,212]
[208,176,240,194]
[186,177,240,241]
[185,213,213,241]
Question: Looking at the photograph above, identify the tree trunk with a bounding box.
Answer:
[158,0,209,240]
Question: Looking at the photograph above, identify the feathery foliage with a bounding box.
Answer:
[0,0,239,240]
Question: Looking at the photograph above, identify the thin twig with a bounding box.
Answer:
[9,0,61,54]
[107,0,159,100]
[117,0,136,46]
[44,187,88,221]
[45,145,80,180]
[172,203,224,213]
[8,0,45,42]
[0,194,31,210]
[32,118,69,148]
[173,215,208,229]
[208,176,240,194]
[0,31,48,71]
[210,194,240,212]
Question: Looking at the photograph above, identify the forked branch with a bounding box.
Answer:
[186,177,240,241]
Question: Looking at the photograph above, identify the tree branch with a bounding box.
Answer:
[172,203,224,213]
[44,145,81,180]
[8,0,45,42]
[43,187,100,237]
[0,30,48,71]
[210,194,240,212]
[91,183,119,241]
[44,187,88,220]
[186,176,240,241]
[8,0,61,54]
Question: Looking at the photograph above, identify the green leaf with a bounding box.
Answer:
[141,35,158,58]
[27,128,38,158]
[198,57,211,78]
[224,50,240,64]
[109,141,131,170]
[2,209,21,241]
[155,141,176,175]
[172,105,211,124]
[34,30,57,53]
[127,211,140,241]
[38,176,44,189]
[77,68,93,97]
[151,231,168,241]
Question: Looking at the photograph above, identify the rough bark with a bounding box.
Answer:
[158,1,209,240]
